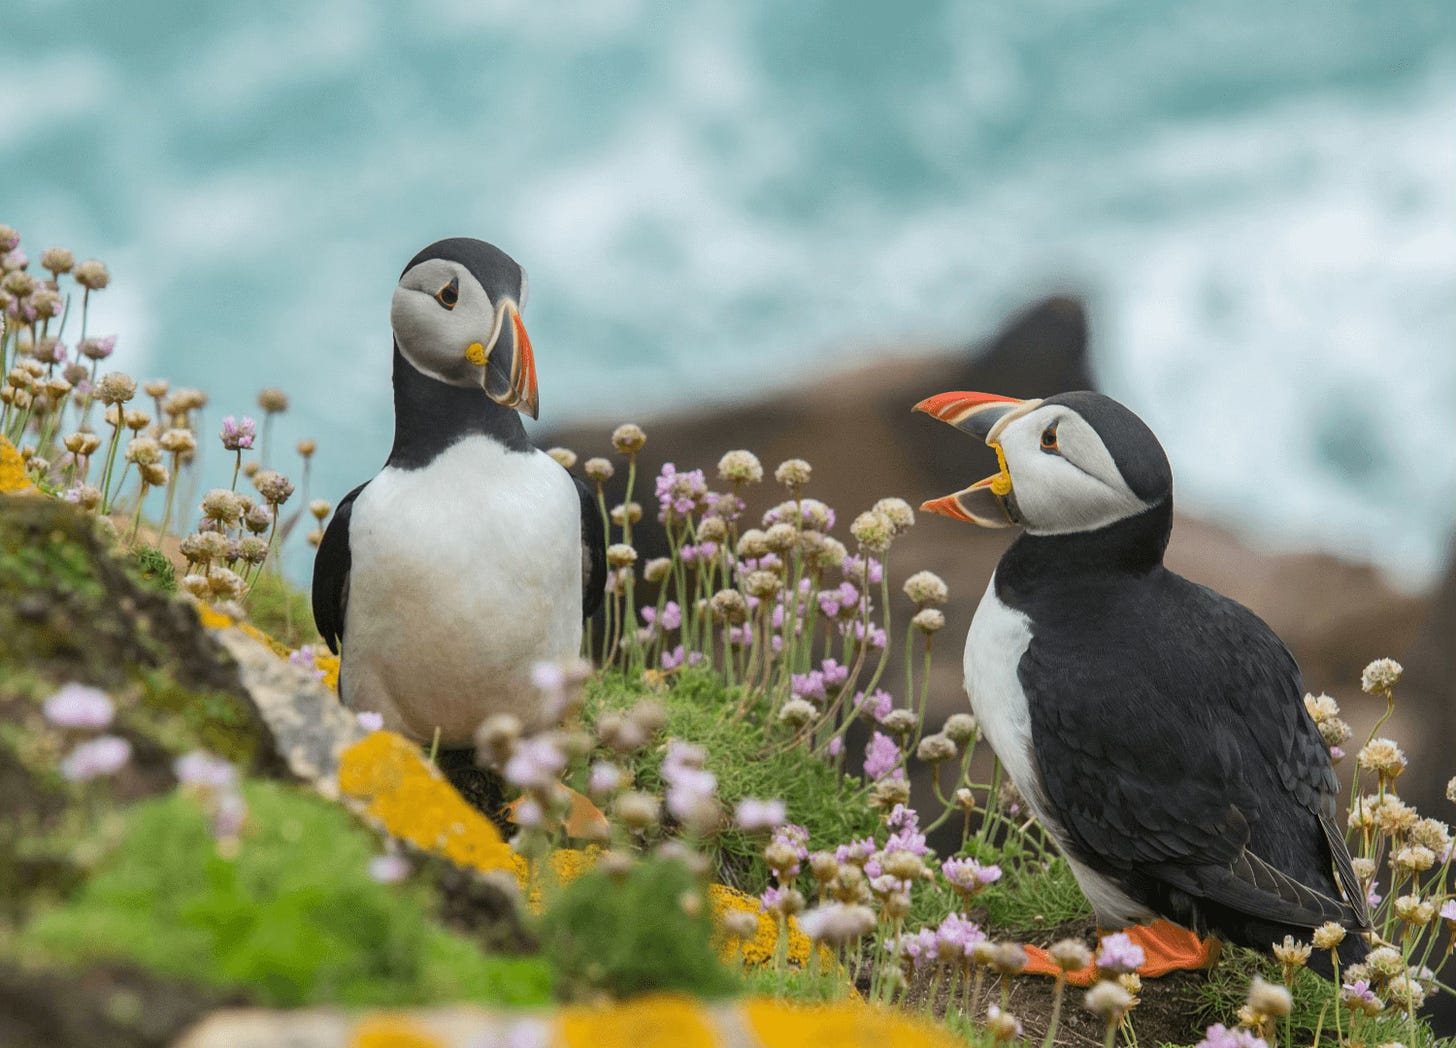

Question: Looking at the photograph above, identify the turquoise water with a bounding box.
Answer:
[4,1,1454,583]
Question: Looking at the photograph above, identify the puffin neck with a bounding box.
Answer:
[386,344,532,469]
[996,497,1172,598]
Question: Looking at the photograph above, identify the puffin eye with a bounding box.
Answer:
[435,277,459,310]
[1040,423,1059,453]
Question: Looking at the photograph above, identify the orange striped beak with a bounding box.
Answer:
[914,391,1040,527]
[477,299,539,419]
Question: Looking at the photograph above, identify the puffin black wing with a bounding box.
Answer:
[311,482,368,655]
[577,476,606,620]
[1024,571,1370,940]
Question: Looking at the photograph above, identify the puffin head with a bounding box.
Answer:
[913,390,1171,534]
[391,237,539,419]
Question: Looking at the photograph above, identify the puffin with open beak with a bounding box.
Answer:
[915,389,1371,977]
[312,238,606,745]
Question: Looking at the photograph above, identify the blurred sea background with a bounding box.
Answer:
[4,0,1454,584]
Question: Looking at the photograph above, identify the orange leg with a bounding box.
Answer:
[1022,921,1221,985]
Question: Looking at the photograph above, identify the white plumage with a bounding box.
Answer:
[341,436,583,744]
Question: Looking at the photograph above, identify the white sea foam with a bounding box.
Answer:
[2,2,1452,583]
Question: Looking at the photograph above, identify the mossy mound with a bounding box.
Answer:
[0,496,279,923]
[19,782,552,1009]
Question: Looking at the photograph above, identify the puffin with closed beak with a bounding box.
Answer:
[915,389,1371,976]
[313,238,605,745]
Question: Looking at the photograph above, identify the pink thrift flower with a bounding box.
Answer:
[735,797,787,832]
[61,735,131,781]
[43,683,114,730]
[288,645,326,681]
[369,853,411,884]
[1096,931,1146,973]
[220,415,257,451]
[863,731,901,781]
[174,750,237,790]
[356,710,384,731]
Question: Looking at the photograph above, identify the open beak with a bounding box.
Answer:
[912,391,1042,527]
[466,300,539,420]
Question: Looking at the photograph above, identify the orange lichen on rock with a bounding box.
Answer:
[558,994,719,1048]
[743,998,962,1048]
[338,731,515,874]
[349,1015,446,1048]
[0,437,32,493]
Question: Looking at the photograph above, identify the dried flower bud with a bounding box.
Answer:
[159,428,196,454]
[737,529,769,559]
[719,909,758,940]
[1247,976,1292,1018]
[903,570,949,606]
[73,259,110,289]
[296,438,316,458]
[880,708,918,737]
[1311,921,1346,950]
[40,247,74,274]
[257,387,289,413]
[546,447,577,470]
[610,502,643,527]
[744,570,782,599]
[774,458,811,488]
[207,566,244,600]
[991,942,1028,975]
[606,543,637,569]
[1049,939,1093,972]
[611,423,646,454]
[872,497,915,535]
[881,891,911,920]
[717,450,763,485]
[953,787,976,812]
[243,504,271,534]
[253,470,294,506]
[1272,936,1311,968]
[614,791,660,831]
[764,522,797,553]
[30,287,62,319]
[912,608,945,634]
[777,698,816,729]
[868,777,910,810]
[849,510,893,553]
[180,573,211,599]
[709,589,748,625]
[641,557,672,584]
[1393,894,1435,925]
[943,713,979,745]
[1083,980,1133,1020]
[584,457,614,483]
[124,436,161,466]
[140,462,169,487]
[1357,737,1407,779]
[96,372,137,404]
[1361,658,1402,695]
[916,733,958,763]
[696,516,728,544]
[201,489,244,525]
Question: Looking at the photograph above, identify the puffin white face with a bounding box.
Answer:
[391,256,539,418]
[914,390,1171,535]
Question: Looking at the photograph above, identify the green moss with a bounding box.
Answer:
[130,669,260,766]
[540,856,740,1001]
[21,781,552,1008]
[127,544,176,593]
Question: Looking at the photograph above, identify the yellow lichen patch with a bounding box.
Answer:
[316,650,341,692]
[510,846,603,911]
[708,883,815,968]
[558,994,719,1048]
[195,605,234,630]
[338,731,515,874]
[742,999,961,1048]
[349,1014,446,1048]
[0,435,33,493]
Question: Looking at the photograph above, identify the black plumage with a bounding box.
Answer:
[999,485,1370,966]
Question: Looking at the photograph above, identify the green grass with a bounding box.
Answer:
[1172,944,1441,1048]
[244,568,319,648]
[540,855,740,1001]
[583,668,881,892]
[21,781,552,1008]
